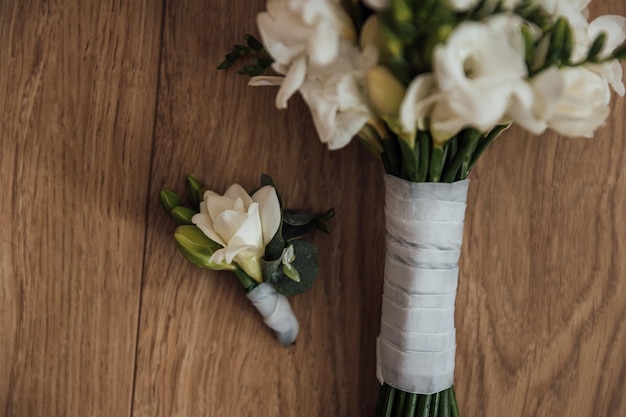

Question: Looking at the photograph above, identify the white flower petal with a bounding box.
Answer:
[400,74,437,132]
[224,184,253,208]
[588,15,626,57]
[213,209,250,244]
[249,76,285,87]
[192,212,227,247]
[276,55,307,108]
[228,203,264,250]
[204,193,238,222]
[252,186,282,245]
[210,245,257,265]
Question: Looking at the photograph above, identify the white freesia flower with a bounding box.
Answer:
[257,0,355,109]
[298,42,376,149]
[402,15,532,141]
[584,15,626,96]
[541,0,591,28]
[192,184,281,282]
[510,66,612,137]
[252,41,376,150]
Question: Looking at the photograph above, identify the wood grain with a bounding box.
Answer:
[1,1,625,416]
[0,1,163,416]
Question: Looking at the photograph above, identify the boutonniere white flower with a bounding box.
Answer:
[192,184,280,282]
[160,175,334,345]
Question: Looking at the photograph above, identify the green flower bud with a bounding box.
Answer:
[174,225,233,270]
[171,206,197,225]
[186,175,204,206]
[160,188,183,215]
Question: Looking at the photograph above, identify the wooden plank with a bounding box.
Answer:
[133,1,384,416]
[137,1,626,416]
[0,1,163,416]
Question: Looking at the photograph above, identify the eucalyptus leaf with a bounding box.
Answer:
[282,222,316,242]
[272,240,318,297]
[283,211,317,226]
[261,257,283,282]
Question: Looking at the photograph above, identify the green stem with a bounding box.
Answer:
[428,145,446,182]
[375,384,389,417]
[416,131,431,182]
[382,138,402,177]
[467,124,510,173]
[374,384,397,417]
[450,387,460,417]
[404,393,419,417]
[233,268,258,292]
[417,394,432,417]
[429,393,440,417]
[394,391,407,417]
[441,129,481,183]
[440,389,450,417]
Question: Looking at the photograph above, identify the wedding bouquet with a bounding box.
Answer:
[220,0,625,415]
[160,175,333,345]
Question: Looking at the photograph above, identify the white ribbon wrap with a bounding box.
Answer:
[377,175,469,394]
[246,283,300,346]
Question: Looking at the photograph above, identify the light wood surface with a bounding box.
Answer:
[1,1,625,416]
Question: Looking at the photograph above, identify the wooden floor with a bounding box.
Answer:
[2,1,625,416]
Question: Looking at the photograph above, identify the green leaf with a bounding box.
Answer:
[245,34,264,52]
[283,211,316,226]
[160,188,183,215]
[171,206,197,225]
[217,60,233,70]
[260,174,276,188]
[283,222,316,242]
[282,208,334,240]
[264,223,286,261]
[225,52,240,62]
[271,240,318,296]
[261,257,283,282]
[173,225,229,270]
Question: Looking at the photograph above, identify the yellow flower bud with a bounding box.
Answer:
[366,66,406,118]
[360,15,389,62]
